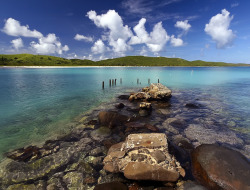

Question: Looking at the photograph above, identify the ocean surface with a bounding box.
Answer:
[0,67,250,160]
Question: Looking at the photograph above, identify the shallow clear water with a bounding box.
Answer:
[0,67,250,160]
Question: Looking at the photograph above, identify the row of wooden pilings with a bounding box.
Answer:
[102,78,160,89]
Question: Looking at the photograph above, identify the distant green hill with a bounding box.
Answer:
[0,54,248,67]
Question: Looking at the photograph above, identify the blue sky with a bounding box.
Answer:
[0,0,250,63]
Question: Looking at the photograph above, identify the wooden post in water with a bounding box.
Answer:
[112,79,114,86]
[109,79,111,86]
[148,79,150,84]
[158,79,160,83]
[115,79,117,85]
[102,81,104,89]
[137,78,139,84]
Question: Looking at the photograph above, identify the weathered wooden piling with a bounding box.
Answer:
[115,79,117,85]
[112,79,114,86]
[158,79,160,83]
[137,78,139,84]
[148,79,150,84]
[102,81,104,89]
[109,79,111,86]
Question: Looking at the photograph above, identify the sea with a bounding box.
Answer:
[0,66,250,160]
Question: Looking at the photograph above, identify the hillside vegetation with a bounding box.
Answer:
[0,54,248,67]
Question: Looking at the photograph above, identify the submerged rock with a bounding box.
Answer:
[6,146,41,162]
[115,103,125,109]
[98,111,129,128]
[103,133,184,182]
[0,137,92,186]
[90,127,111,141]
[184,124,244,147]
[94,181,127,190]
[185,103,201,109]
[191,144,250,190]
[63,172,85,190]
[129,83,172,101]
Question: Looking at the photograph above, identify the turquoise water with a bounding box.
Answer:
[0,67,250,160]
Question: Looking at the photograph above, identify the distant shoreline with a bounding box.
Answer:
[1,54,249,67]
[1,65,247,68]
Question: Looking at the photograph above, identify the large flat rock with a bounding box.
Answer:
[124,162,179,182]
[191,144,250,190]
[122,133,167,150]
[103,133,184,182]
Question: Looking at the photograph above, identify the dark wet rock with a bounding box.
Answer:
[191,144,250,190]
[118,95,130,100]
[171,135,194,152]
[115,103,125,109]
[184,124,244,147]
[131,153,148,162]
[83,176,96,184]
[125,122,145,130]
[94,181,128,190]
[90,146,107,156]
[176,181,208,190]
[47,177,64,190]
[77,160,96,175]
[63,172,85,190]
[87,119,98,125]
[102,139,118,149]
[36,180,47,190]
[156,109,171,116]
[0,138,92,185]
[98,170,128,184]
[58,132,81,142]
[139,109,150,117]
[6,145,41,162]
[125,122,159,133]
[84,155,104,168]
[90,127,111,141]
[155,187,174,190]
[6,183,36,190]
[150,150,166,163]
[98,111,129,128]
[185,103,201,109]
[144,124,159,132]
[103,133,184,182]
[164,118,187,129]
[129,83,172,101]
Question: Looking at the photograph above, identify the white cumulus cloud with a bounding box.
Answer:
[170,35,184,47]
[11,38,24,50]
[175,20,191,32]
[129,18,170,52]
[204,9,235,49]
[74,34,93,42]
[2,18,69,55]
[87,10,132,53]
[146,22,170,52]
[91,39,106,54]
[129,18,150,45]
[30,33,69,55]
[2,18,43,38]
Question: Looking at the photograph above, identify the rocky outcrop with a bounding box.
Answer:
[103,133,184,182]
[0,137,92,186]
[191,144,250,190]
[129,83,172,101]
